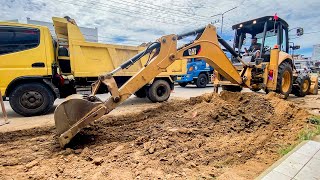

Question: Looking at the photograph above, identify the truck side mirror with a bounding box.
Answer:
[297,28,304,36]
[290,45,300,50]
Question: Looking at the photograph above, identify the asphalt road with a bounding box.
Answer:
[0,85,223,132]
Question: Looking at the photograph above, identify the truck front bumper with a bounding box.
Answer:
[176,74,193,83]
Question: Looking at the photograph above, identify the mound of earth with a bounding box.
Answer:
[0,92,314,179]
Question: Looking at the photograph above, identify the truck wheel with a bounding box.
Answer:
[9,83,55,116]
[134,87,147,98]
[178,82,188,87]
[196,74,208,88]
[276,62,293,99]
[147,80,170,103]
[293,74,311,97]
[222,85,243,92]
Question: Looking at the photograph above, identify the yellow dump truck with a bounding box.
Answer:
[0,17,186,116]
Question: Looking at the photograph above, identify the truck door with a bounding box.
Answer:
[0,25,48,95]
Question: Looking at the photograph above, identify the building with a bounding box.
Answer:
[26,18,98,42]
[312,44,320,61]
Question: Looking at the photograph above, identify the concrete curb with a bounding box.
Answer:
[255,141,308,180]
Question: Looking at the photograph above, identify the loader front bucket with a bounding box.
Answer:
[54,94,106,147]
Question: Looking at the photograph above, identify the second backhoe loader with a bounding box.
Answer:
[54,16,317,147]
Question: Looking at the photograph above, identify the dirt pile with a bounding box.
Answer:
[0,92,313,179]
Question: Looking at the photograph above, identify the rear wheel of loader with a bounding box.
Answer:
[134,87,147,98]
[9,83,55,116]
[222,85,243,92]
[147,80,170,102]
[293,74,311,97]
[276,62,293,99]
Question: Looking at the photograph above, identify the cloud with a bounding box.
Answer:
[1,0,319,56]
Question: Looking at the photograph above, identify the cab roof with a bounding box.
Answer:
[232,16,289,35]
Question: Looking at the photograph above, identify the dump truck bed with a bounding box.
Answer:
[53,17,186,78]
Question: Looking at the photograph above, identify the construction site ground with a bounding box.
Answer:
[0,85,319,179]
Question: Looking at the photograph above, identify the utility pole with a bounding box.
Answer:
[211,6,239,35]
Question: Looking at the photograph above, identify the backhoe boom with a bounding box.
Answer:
[54,24,250,147]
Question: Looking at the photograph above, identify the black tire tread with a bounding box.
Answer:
[196,74,208,88]
[147,80,170,103]
[293,74,311,97]
[276,62,293,99]
[9,83,55,116]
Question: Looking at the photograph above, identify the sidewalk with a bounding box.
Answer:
[257,139,320,179]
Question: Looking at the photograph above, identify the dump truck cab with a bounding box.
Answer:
[0,22,56,92]
[0,21,59,116]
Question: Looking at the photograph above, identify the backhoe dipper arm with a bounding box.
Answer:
[56,24,250,147]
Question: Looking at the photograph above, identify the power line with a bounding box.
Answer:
[53,0,187,26]
[290,31,320,39]
[304,31,320,35]
[60,0,210,24]
[104,0,213,20]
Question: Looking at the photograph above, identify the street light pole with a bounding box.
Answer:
[211,6,238,35]
[221,14,224,35]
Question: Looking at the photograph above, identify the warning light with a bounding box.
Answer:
[273,44,279,49]
[274,13,279,21]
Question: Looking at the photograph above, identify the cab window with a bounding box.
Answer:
[256,30,278,49]
[0,26,40,55]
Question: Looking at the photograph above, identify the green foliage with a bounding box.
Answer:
[278,145,295,156]
[308,115,320,125]
[278,115,320,156]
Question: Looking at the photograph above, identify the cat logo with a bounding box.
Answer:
[188,48,197,55]
[183,45,201,57]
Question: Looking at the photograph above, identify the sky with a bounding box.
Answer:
[1,0,320,57]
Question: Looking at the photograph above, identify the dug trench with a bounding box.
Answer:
[0,91,316,179]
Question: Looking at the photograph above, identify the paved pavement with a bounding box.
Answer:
[258,140,320,180]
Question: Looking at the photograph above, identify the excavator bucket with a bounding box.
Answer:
[54,94,106,147]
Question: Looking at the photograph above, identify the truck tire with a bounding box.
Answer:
[222,85,243,92]
[147,80,170,103]
[9,83,55,116]
[276,62,293,99]
[196,74,208,88]
[292,74,311,97]
[178,82,188,87]
[134,87,147,98]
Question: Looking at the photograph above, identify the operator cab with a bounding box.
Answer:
[232,16,289,63]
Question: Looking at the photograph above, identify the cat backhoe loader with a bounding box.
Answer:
[54,16,318,147]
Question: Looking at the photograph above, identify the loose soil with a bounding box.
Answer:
[0,92,315,179]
